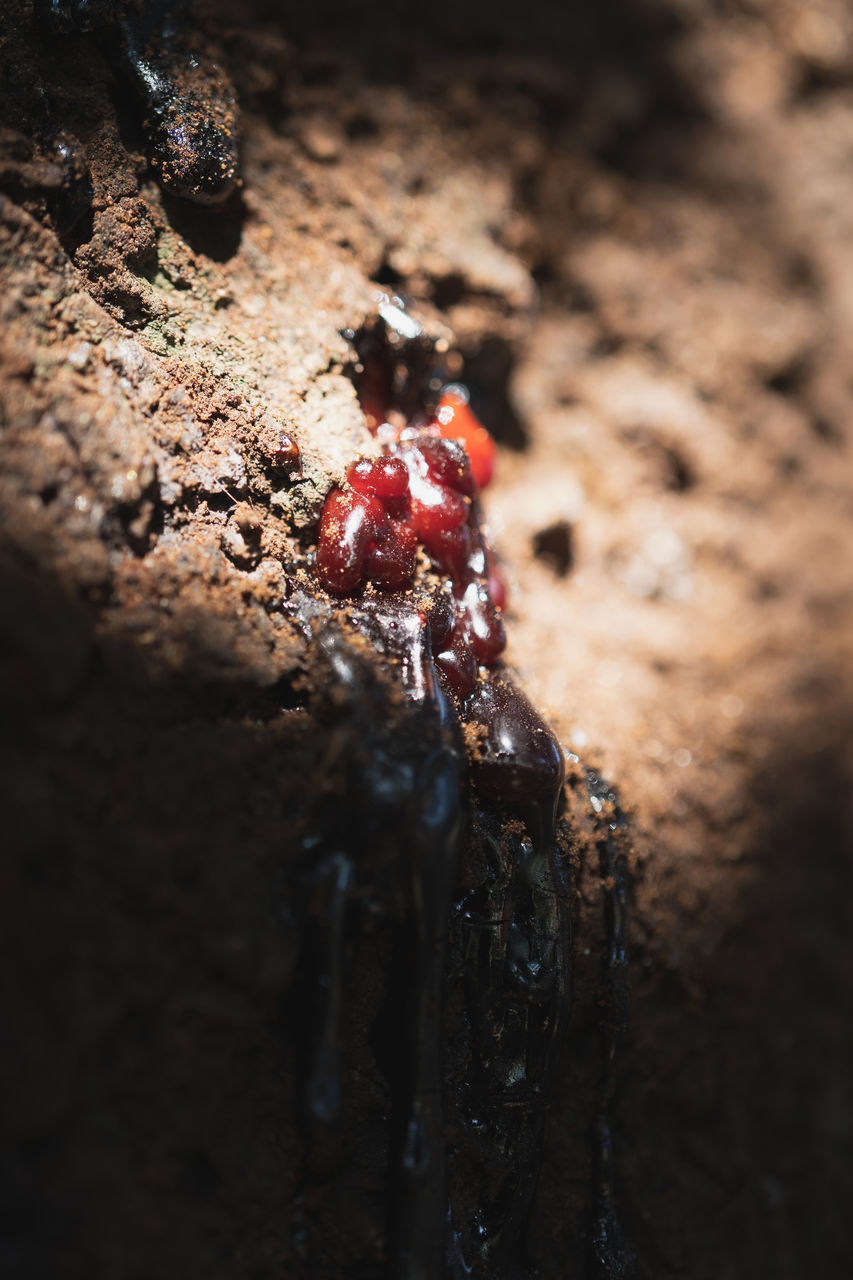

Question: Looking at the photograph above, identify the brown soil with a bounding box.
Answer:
[2,1,852,1277]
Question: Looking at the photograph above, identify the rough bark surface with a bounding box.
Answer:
[3,2,852,1277]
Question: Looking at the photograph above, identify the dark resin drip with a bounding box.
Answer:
[49,132,93,233]
[0,125,94,238]
[40,1,239,204]
[284,588,466,1278]
[447,672,571,1276]
[464,673,565,807]
[350,298,443,428]
[586,770,635,1280]
[301,303,618,1274]
[303,848,353,1129]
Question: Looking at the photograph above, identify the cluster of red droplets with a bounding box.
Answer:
[316,386,507,696]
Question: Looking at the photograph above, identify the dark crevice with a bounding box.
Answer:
[765,359,810,399]
[373,258,403,288]
[812,416,845,446]
[345,112,379,140]
[533,521,574,577]
[461,335,529,451]
[431,272,468,311]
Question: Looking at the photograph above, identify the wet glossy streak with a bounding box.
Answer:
[446,672,571,1277]
[352,599,470,1279]
[586,770,635,1280]
[303,849,353,1129]
[286,589,467,1278]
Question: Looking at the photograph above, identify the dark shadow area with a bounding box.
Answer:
[623,703,853,1277]
[267,0,689,89]
[728,716,853,1273]
[462,335,529,452]
[0,552,314,1279]
[161,189,247,263]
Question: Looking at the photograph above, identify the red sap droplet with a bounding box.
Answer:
[364,520,418,587]
[347,455,410,502]
[317,487,387,593]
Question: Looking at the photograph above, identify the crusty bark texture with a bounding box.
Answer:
[2,1,852,1277]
